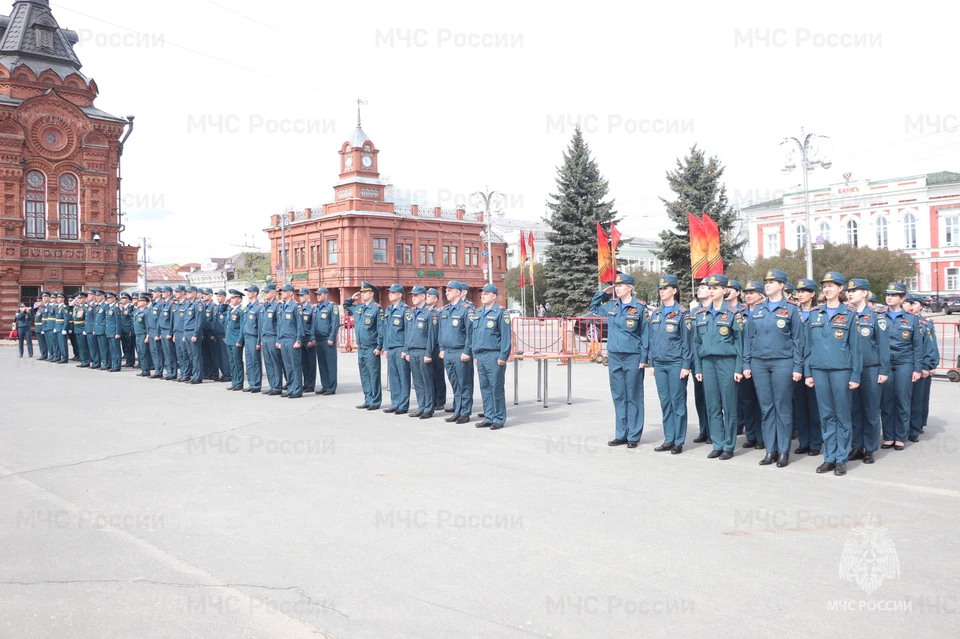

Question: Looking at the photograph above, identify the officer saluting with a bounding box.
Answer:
[647,274,691,455]
[846,278,889,465]
[469,283,512,430]
[803,272,861,476]
[343,282,383,410]
[590,273,649,448]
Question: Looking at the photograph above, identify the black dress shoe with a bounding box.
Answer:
[816,462,836,474]
[303,387,315,393]
[808,449,821,456]
[419,413,434,419]
[267,390,281,396]
[848,449,865,461]
[281,392,289,398]
[249,388,261,393]
[444,414,459,422]
[445,408,456,413]
[670,445,683,455]
[881,442,894,449]
[795,446,810,455]
[908,436,919,443]
[242,388,252,392]
[394,410,408,415]
[693,434,709,443]
[608,439,627,446]
[792,429,798,439]
[367,405,381,411]
[409,411,424,418]
[737,425,745,435]
[755,442,765,450]
[489,423,504,430]
[707,450,723,459]
[287,393,302,398]
[863,452,875,464]
[226,387,237,391]
[476,421,491,428]
[190,380,202,384]
[893,443,904,451]
[356,404,371,409]
[834,462,847,476]
[759,452,779,466]
[456,416,470,424]
[719,451,734,460]
[477,413,485,418]
[654,443,674,452]
[626,441,638,448]
[777,453,790,467]
[742,440,757,449]
[383,407,396,413]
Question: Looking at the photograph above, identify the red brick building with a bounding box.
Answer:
[0,0,138,320]
[265,118,507,304]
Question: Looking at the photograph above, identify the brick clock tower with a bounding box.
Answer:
[0,0,138,322]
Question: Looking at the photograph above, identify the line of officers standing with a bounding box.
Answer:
[18,279,515,429]
[592,269,939,476]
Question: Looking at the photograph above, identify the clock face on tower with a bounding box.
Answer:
[344,153,353,169]
[361,154,372,168]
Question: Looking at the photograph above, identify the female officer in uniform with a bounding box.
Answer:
[793,279,822,457]
[647,274,691,454]
[846,278,889,465]
[803,272,861,476]
[743,269,804,468]
[590,273,649,449]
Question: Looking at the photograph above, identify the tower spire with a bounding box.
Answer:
[356,98,367,130]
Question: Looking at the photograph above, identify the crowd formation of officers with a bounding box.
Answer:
[14,279,514,429]
[592,270,940,476]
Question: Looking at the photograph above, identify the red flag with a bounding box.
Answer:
[518,229,527,287]
[689,213,709,279]
[702,213,723,274]
[597,222,614,282]
[527,231,536,286]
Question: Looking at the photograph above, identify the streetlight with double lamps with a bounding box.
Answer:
[470,187,504,285]
[780,128,832,280]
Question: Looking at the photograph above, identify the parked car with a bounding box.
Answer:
[922,295,946,312]
[943,296,960,314]
[504,308,524,320]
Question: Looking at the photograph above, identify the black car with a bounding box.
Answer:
[944,296,960,314]
[923,295,946,312]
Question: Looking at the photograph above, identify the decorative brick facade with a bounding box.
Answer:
[0,0,137,320]
[265,121,507,304]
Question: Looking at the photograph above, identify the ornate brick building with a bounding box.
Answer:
[265,117,507,304]
[0,0,137,320]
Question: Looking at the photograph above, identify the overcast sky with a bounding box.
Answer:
[52,0,959,265]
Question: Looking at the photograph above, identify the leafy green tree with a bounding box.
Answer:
[542,125,620,316]
[655,144,748,293]
[233,252,272,284]
[505,262,547,315]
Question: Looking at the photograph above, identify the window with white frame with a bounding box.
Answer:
[846,219,858,247]
[904,276,918,291]
[944,216,959,247]
[947,267,959,291]
[817,221,831,243]
[764,230,780,257]
[876,216,888,248]
[903,212,917,249]
[796,224,806,250]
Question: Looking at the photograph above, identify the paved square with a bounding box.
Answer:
[1,354,958,638]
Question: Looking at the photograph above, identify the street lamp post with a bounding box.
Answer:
[780,127,832,280]
[139,237,152,291]
[471,187,503,286]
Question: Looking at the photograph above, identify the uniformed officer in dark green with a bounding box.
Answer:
[591,273,649,446]
[15,301,33,357]
[133,293,152,376]
[879,282,922,450]
[71,291,90,367]
[214,290,231,382]
[199,288,216,378]
[648,273,691,454]
[793,278,822,456]
[425,287,447,409]
[84,290,101,369]
[102,291,122,371]
[743,269,804,467]
[41,292,57,362]
[439,280,474,424]
[469,283,512,430]
[146,288,165,378]
[34,291,49,359]
[276,284,305,398]
[690,278,710,444]
[54,292,68,363]
[738,280,765,450]
[904,293,938,441]
[343,282,383,409]
[380,283,411,413]
[120,292,136,367]
[297,288,316,392]
[311,287,339,395]
[173,285,189,380]
[241,284,263,392]
[224,289,245,390]
[403,285,439,418]
[182,286,206,383]
[159,286,178,379]
[258,283,283,394]
[66,293,79,361]
[803,272,862,476]
[845,278,889,464]
[693,273,744,458]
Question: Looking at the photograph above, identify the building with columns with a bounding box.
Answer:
[742,171,960,294]
[265,117,507,304]
[0,0,137,319]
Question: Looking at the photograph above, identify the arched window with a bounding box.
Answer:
[58,173,79,240]
[818,221,831,243]
[903,212,917,249]
[25,170,46,239]
[846,219,858,247]
[876,216,888,248]
[796,224,806,250]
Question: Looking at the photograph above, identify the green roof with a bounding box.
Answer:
[926,171,960,185]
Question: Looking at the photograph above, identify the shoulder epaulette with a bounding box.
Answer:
[695,306,708,314]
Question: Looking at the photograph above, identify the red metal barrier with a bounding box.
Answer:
[510,317,566,359]
[933,322,960,381]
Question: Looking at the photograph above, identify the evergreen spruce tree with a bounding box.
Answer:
[655,144,747,294]
[542,126,619,316]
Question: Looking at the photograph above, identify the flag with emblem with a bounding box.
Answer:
[527,230,536,286]
[597,223,615,282]
[689,213,710,279]
[702,213,723,274]
[519,229,527,288]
